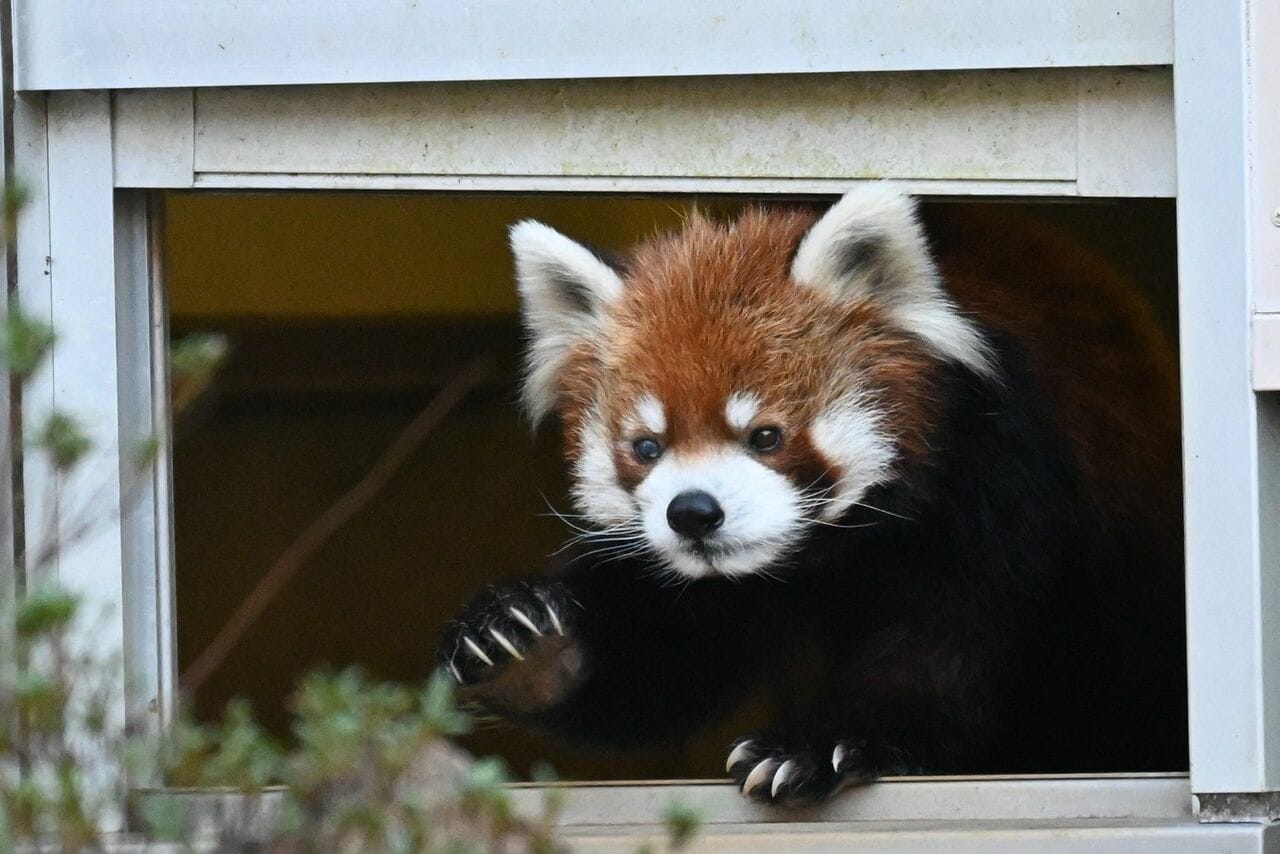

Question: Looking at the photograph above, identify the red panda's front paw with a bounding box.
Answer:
[726,734,918,804]
[726,735,843,805]
[438,580,585,716]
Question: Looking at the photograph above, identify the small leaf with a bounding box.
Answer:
[421,669,471,737]
[4,180,29,219]
[136,792,188,842]
[33,412,92,471]
[131,433,163,468]
[169,333,228,380]
[15,585,79,637]
[13,671,65,727]
[662,799,701,851]
[2,306,55,378]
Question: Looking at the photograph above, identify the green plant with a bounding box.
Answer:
[0,307,563,851]
[0,180,699,851]
[142,668,566,852]
[0,585,124,851]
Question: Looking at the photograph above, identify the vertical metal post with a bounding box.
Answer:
[115,191,177,746]
[1176,0,1280,812]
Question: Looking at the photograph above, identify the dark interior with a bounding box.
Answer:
[166,192,1178,781]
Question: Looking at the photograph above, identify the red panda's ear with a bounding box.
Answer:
[791,184,995,377]
[510,220,624,423]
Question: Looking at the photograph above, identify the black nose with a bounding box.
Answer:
[666,490,725,539]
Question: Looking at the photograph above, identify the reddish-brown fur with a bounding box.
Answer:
[558,204,1179,551]
[557,208,944,491]
[441,198,1187,794]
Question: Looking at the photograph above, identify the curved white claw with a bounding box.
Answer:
[725,741,754,773]
[544,603,565,636]
[447,661,463,683]
[742,758,778,795]
[508,606,543,636]
[771,759,797,798]
[462,635,494,667]
[488,628,525,661]
[832,744,848,773]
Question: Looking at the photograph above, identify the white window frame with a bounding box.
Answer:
[7,0,1279,846]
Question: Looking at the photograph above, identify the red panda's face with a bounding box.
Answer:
[513,186,993,579]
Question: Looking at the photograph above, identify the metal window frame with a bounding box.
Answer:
[6,0,1279,843]
[13,0,1174,91]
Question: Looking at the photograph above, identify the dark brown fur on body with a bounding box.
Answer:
[440,189,1185,803]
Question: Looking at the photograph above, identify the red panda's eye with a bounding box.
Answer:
[632,437,663,463]
[748,426,783,454]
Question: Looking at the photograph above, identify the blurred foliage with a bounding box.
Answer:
[0,294,578,850]
[0,586,127,851]
[2,307,55,379]
[0,583,578,852]
[0,183,699,851]
[662,800,701,851]
[141,668,566,852]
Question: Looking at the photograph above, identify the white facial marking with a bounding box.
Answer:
[634,447,806,579]
[632,394,666,436]
[724,392,761,432]
[810,391,896,520]
[571,410,634,526]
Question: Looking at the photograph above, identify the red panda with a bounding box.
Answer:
[440,185,1185,804]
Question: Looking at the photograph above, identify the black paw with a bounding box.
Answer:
[725,735,841,805]
[831,738,922,781]
[438,580,583,715]
[726,734,919,804]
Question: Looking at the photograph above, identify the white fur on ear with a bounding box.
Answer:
[511,220,625,422]
[791,183,995,377]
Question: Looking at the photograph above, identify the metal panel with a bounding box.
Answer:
[43,88,126,829]
[506,775,1194,826]
[0,0,16,606]
[113,192,177,750]
[12,92,52,578]
[1254,316,1280,391]
[177,69,1173,197]
[1247,0,1280,314]
[194,73,1078,181]
[44,91,123,613]
[559,821,1275,853]
[112,91,194,189]
[134,778,1275,852]
[14,0,1173,92]
[1075,68,1176,197]
[1175,0,1280,794]
[101,821,1278,853]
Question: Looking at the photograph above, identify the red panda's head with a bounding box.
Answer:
[513,185,993,579]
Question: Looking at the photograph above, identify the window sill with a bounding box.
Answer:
[121,774,1279,852]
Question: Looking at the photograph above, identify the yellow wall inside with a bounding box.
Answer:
[166,193,745,319]
[167,192,1177,332]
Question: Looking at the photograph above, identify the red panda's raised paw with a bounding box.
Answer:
[438,580,585,715]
